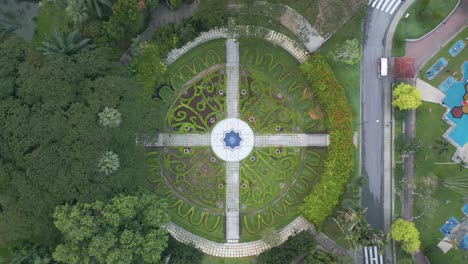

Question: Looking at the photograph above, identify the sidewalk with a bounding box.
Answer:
[405,0,468,70]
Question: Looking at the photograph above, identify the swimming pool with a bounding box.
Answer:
[449,40,465,57]
[439,76,456,92]
[443,62,468,147]
[425,57,448,80]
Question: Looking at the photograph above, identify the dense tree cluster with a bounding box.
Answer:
[0,36,151,246]
[53,193,169,263]
[256,231,316,264]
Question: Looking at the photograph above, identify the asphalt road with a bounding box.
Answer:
[360,8,394,230]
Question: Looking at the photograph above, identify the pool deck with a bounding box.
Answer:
[405,0,468,71]
[415,78,445,103]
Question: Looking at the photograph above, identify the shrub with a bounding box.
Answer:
[298,54,355,227]
[256,231,316,264]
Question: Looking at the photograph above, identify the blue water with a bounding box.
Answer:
[443,62,468,147]
[425,57,448,80]
[449,40,465,57]
[439,76,456,92]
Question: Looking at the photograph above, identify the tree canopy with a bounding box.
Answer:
[0,37,152,246]
[390,219,421,253]
[53,193,169,263]
[392,83,422,110]
[327,38,360,66]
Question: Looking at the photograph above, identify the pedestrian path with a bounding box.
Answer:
[225,162,240,242]
[138,133,211,147]
[415,78,445,103]
[255,134,329,147]
[226,40,239,118]
[368,0,402,15]
[163,216,314,257]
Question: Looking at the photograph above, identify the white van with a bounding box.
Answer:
[378,58,388,78]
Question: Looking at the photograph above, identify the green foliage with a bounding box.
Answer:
[304,249,338,264]
[104,0,144,41]
[129,42,167,99]
[9,241,55,264]
[0,36,26,100]
[66,0,89,27]
[37,29,94,56]
[151,6,229,54]
[392,83,422,110]
[53,193,169,263]
[397,136,423,156]
[0,24,17,42]
[161,236,203,264]
[336,208,385,248]
[98,107,122,127]
[299,54,355,227]
[256,231,316,264]
[391,219,421,253]
[0,40,149,246]
[98,150,121,175]
[169,0,184,9]
[327,39,360,66]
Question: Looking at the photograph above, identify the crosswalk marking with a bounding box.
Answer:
[369,0,402,15]
[363,246,384,264]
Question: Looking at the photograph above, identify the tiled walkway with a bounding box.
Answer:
[415,78,445,103]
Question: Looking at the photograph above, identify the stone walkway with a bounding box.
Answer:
[225,162,240,242]
[415,78,445,103]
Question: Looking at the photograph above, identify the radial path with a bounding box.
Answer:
[138,39,330,247]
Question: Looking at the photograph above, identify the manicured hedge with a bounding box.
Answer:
[299,54,355,227]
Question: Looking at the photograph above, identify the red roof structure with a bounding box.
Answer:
[393,57,416,78]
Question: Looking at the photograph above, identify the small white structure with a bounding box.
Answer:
[437,238,453,254]
[210,118,254,162]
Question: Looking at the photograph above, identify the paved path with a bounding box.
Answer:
[164,216,353,258]
[415,78,445,103]
[225,161,240,242]
[226,40,240,118]
[405,0,468,70]
[255,134,329,147]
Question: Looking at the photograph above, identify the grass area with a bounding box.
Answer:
[418,27,468,86]
[412,102,468,263]
[392,0,458,56]
[32,1,69,45]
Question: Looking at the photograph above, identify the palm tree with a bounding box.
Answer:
[0,24,18,42]
[83,0,112,18]
[37,29,93,56]
[66,0,89,27]
[98,151,120,175]
[98,107,122,128]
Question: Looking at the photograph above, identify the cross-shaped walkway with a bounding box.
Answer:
[140,39,329,243]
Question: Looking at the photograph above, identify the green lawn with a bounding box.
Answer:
[413,102,468,263]
[32,1,69,45]
[418,27,468,87]
[392,0,458,56]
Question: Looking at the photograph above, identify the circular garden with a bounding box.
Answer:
[147,39,327,242]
